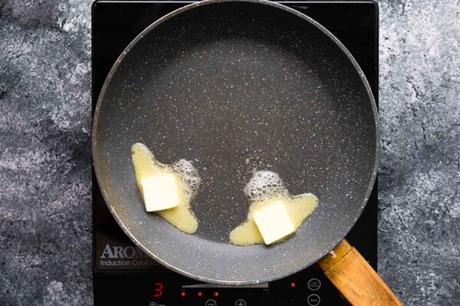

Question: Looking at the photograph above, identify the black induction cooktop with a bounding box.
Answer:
[92,1,378,305]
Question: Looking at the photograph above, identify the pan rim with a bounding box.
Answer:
[92,0,378,285]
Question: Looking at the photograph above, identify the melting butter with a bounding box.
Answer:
[131,143,199,234]
[229,171,318,246]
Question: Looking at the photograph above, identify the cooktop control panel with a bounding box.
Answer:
[94,268,337,306]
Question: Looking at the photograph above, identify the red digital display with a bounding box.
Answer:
[153,282,164,298]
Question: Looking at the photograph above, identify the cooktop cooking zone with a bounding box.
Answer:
[92,1,379,305]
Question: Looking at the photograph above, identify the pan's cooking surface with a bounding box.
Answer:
[93,1,376,284]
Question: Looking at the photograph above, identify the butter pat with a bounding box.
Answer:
[140,173,181,212]
[252,200,296,245]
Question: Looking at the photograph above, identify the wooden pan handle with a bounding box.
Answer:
[318,240,403,306]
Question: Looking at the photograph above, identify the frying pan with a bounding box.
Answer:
[93,1,401,304]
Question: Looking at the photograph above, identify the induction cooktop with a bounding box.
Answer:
[92,1,378,305]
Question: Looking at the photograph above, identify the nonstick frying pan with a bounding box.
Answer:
[93,1,401,304]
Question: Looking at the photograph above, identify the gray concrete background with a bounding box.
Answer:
[0,0,459,305]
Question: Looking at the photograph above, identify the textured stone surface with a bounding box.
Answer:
[0,0,92,305]
[378,1,460,305]
[0,0,458,305]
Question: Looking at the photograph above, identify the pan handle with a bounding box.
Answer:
[318,240,403,306]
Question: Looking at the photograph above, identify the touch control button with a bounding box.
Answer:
[235,299,247,306]
[307,278,321,291]
[205,299,217,306]
[307,294,321,306]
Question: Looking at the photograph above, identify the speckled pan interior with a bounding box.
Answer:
[92,0,377,285]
